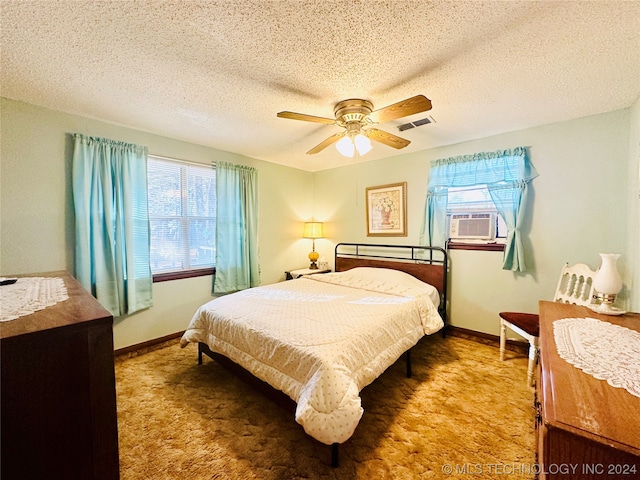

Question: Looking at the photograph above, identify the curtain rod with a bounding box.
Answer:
[148,153,215,168]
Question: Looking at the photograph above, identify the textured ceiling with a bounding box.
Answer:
[2,1,639,172]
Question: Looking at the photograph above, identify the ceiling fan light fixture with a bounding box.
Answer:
[278,95,432,156]
[336,135,355,157]
[335,132,372,157]
[354,133,372,155]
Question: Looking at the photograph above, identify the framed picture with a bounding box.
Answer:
[366,182,407,236]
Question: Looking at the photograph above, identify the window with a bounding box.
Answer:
[421,147,538,269]
[447,185,508,246]
[147,156,216,278]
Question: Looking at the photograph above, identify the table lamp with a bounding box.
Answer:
[303,222,324,269]
[592,253,624,314]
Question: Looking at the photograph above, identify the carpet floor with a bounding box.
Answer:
[115,334,535,479]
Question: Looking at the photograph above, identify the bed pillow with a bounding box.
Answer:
[312,266,440,308]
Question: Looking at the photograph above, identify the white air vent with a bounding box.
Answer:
[449,212,496,240]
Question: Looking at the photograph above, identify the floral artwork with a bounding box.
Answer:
[366,182,407,236]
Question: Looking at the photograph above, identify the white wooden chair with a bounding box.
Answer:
[499,263,596,386]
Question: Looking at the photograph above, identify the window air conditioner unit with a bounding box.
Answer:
[449,212,496,240]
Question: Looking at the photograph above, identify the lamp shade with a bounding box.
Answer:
[353,133,372,155]
[303,222,324,239]
[593,253,622,295]
[335,133,372,157]
[335,136,355,157]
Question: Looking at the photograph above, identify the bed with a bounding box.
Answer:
[180,243,448,466]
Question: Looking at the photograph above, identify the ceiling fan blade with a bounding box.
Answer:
[368,95,432,124]
[277,111,336,125]
[366,128,411,149]
[306,133,343,154]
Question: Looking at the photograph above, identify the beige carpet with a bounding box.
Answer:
[115,334,535,479]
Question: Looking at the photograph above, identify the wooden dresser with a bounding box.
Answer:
[1,271,119,479]
[536,301,640,479]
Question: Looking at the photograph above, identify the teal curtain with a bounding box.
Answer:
[72,134,153,315]
[214,161,260,293]
[418,188,449,250]
[419,147,538,271]
[487,180,532,271]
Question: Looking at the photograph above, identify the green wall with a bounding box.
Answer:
[2,97,637,348]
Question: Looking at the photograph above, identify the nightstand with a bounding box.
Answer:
[285,268,331,280]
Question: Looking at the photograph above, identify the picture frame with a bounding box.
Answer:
[366,182,407,236]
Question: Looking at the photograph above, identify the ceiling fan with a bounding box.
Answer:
[277,95,432,157]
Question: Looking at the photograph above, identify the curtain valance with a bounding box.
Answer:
[427,147,538,189]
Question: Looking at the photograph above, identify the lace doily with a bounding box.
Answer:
[553,317,640,398]
[0,277,69,322]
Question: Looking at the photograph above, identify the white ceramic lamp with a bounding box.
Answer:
[592,253,624,314]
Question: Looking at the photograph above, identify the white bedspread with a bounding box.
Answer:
[180,267,443,445]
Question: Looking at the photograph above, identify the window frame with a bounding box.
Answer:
[147,155,216,282]
[445,185,506,252]
[152,267,214,283]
